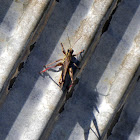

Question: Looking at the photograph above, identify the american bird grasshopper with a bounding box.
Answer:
[40,38,84,88]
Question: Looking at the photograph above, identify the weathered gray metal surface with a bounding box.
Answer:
[47,0,140,140]
[108,69,140,140]
[0,0,56,100]
[0,0,139,140]
[0,0,116,139]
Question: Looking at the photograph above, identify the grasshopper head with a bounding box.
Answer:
[67,48,74,54]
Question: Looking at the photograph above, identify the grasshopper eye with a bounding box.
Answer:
[68,49,69,52]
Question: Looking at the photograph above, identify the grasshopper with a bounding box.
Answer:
[40,38,84,88]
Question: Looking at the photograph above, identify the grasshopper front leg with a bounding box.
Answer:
[73,50,84,56]
[73,63,80,69]
[61,43,66,55]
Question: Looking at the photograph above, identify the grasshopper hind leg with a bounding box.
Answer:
[40,62,63,74]
[59,67,74,88]
[59,69,64,86]
[68,67,74,85]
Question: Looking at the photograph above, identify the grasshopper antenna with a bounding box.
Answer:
[73,36,82,46]
[67,33,72,48]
